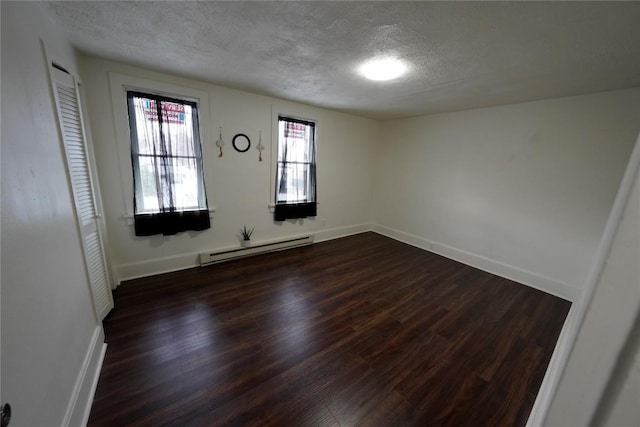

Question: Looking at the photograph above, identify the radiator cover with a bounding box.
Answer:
[199,234,314,266]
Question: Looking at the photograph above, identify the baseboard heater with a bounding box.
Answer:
[199,234,314,266]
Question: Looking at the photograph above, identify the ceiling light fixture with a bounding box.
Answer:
[359,57,408,81]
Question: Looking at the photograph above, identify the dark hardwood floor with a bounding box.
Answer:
[88,232,571,426]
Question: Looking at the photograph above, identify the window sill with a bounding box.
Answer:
[122,206,216,226]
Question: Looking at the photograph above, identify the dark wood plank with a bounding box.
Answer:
[88,232,571,426]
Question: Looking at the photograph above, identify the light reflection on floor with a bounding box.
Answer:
[149,303,218,364]
[275,285,311,356]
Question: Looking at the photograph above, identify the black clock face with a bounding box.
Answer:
[232,133,251,153]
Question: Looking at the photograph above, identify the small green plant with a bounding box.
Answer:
[240,225,254,241]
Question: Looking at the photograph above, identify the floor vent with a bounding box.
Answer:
[199,234,314,266]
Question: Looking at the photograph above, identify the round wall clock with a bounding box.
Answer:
[232,133,251,153]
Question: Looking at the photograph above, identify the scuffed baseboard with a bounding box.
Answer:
[62,326,107,427]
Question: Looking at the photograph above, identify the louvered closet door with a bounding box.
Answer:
[51,66,113,321]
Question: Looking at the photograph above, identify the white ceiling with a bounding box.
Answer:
[43,1,640,120]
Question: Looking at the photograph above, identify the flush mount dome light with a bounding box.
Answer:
[359,57,408,81]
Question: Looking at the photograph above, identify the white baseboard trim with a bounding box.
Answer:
[117,250,201,284]
[525,304,579,427]
[62,326,107,427]
[371,224,579,302]
[314,223,372,243]
[115,223,373,284]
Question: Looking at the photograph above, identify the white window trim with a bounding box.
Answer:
[108,73,211,224]
[269,106,318,212]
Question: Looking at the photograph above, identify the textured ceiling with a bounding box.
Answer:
[43,1,640,119]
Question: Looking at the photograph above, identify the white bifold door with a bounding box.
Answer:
[50,65,113,321]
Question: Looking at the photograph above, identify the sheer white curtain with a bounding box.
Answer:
[275,116,317,221]
[127,91,209,236]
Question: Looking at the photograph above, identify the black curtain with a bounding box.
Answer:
[134,210,210,236]
[274,202,317,221]
[127,92,210,236]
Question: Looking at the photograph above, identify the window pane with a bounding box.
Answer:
[278,121,312,163]
[170,157,200,210]
[133,98,196,157]
[133,98,162,155]
[277,162,310,203]
[162,102,195,157]
[137,156,159,212]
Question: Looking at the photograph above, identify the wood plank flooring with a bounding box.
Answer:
[88,232,571,426]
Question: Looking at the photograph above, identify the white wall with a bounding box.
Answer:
[373,89,640,300]
[1,2,102,426]
[545,136,640,426]
[79,56,380,283]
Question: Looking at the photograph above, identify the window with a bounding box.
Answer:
[126,91,210,236]
[274,116,317,221]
